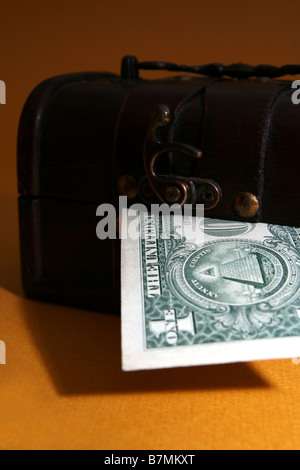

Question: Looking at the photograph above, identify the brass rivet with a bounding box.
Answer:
[200,188,216,205]
[117,175,137,199]
[164,186,181,204]
[233,192,259,218]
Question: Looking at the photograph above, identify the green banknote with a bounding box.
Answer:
[121,211,300,370]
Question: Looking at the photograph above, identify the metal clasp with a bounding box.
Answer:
[143,104,221,209]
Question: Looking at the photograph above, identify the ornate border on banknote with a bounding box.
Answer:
[121,213,300,370]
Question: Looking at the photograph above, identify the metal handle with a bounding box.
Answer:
[121,55,300,80]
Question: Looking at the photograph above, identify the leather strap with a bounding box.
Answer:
[170,79,288,221]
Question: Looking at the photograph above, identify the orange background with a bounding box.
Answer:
[1,0,300,450]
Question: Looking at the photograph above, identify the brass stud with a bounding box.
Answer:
[117,175,137,199]
[233,192,259,218]
[164,186,181,204]
[200,188,216,205]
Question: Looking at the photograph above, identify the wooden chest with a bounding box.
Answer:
[18,57,300,312]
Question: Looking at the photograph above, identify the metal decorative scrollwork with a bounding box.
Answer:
[143,104,221,209]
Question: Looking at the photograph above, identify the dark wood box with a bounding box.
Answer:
[18,58,300,312]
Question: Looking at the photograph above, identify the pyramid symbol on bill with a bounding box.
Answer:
[198,253,264,286]
[220,253,264,286]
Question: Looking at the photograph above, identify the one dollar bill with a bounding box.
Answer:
[121,211,300,370]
